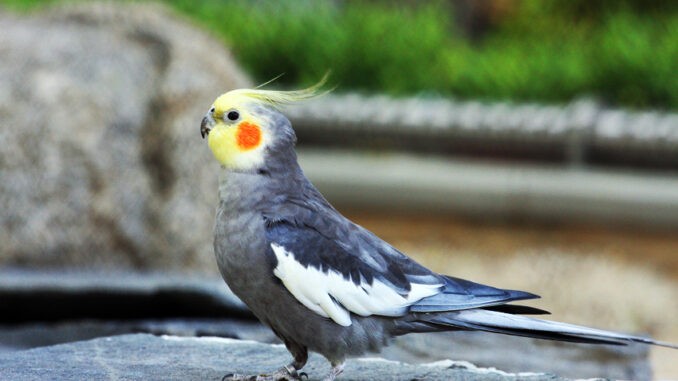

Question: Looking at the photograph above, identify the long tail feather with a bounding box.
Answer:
[417,309,678,349]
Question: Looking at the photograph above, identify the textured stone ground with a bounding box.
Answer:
[0,334,569,381]
[0,269,655,380]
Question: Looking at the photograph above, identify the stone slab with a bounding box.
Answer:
[0,334,569,381]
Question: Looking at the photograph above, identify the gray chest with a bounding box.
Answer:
[213,172,275,300]
[214,203,270,285]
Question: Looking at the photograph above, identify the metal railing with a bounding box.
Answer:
[287,95,678,168]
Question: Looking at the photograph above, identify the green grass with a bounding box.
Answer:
[3,0,677,110]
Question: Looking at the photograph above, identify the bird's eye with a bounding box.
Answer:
[227,111,240,121]
[210,107,215,113]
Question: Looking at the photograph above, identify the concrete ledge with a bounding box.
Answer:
[0,334,570,381]
[298,149,678,228]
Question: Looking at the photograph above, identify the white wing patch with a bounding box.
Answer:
[271,243,442,327]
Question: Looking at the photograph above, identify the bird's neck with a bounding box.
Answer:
[217,159,307,213]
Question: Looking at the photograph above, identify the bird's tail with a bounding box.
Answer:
[409,309,677,348]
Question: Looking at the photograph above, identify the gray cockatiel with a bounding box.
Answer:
[199,82,676,381]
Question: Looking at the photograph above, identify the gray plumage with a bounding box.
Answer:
[204,101,675,381]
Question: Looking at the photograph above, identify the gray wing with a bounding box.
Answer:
[264,193,538,326]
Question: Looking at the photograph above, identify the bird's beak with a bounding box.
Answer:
[200,115,213,139]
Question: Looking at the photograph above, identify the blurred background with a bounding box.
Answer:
[0,0,676,379]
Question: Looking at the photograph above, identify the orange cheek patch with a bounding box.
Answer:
[236,121,262,150]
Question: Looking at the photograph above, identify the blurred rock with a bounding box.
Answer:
[0,319,273,353]
[0,269,250,322]
[0,334,569,381]
[0,3,250,271]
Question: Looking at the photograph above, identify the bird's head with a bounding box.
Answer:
[200,76,328,173]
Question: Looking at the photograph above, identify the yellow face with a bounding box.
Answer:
[201,78,328,170]
[201,92,269,171]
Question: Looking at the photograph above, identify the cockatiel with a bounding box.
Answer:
[199,80,675,381]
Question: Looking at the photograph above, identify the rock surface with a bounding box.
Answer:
[0,334,569,381]
[387,332,650,381]
[0,269,652,380]
[0,2,250,271]
[0,319,649,380]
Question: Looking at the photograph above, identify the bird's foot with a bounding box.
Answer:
[222,364,307,381]
[321,361,345,381]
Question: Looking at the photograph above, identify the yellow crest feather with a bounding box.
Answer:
[230,73,332,108]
